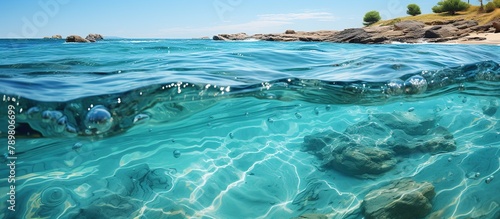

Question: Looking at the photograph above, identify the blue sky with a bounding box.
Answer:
[0,0,479,38]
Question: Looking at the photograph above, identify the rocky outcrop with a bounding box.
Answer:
[43,35,62,39]
[66,35,90,43]
[66,34,103,43]
[424,25,460,38]
[362,179,435,219]
[212,33,249,41]
[330,28,371,43]
[493,21,500,33]
[86,33,104,42]
[394,20,425,31]
[213,19,495,44]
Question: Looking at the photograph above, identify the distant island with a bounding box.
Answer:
[213,5,500,44]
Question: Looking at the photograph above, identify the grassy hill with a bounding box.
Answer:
[376,6,500,26]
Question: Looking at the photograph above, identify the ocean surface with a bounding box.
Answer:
[0,39,499,219]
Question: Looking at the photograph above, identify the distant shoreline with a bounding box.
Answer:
[213,6,500,45]
[212,18,500,45]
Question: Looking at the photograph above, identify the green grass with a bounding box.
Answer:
[375,6,500,26]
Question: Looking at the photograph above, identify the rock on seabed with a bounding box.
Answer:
[362,179,435,219]
[302,111,456,177]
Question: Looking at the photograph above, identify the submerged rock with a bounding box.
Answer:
[326,145,397,175]
[362,179,435,219]
[482,99,498,116]
[303,111,456,176]
[292,214,328,219]
[304,129,397,176]
[68,164,171,218]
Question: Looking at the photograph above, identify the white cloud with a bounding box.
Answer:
[256,12,335,22]
[156,11,336,38]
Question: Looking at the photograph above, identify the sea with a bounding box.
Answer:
[0,39,498,219]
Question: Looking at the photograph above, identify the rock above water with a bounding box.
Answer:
[424,25,460,38]
[331,28,370,43]
[43,35,63,39]
[66,35,90,43]
[213,33,249,41]
[394,20,425,31]
[362,179,435,219]
[66,34,103,43]
[86,33,104,42]
[493,21,500,33]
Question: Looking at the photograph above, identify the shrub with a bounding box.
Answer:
[407,4,422,16]
[432,0,469,15]
[432,5,443,13]
[363,11,381,26]
[485,2,496,12]
[494,0,500,8]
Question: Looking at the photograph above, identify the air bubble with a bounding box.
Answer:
[41,110,63,123]
[386,79,404,95]
[267,117,274,123]
[229,132,234,139]
[84,129,92,135]
[84,105,113,134]
[295,112,302,119]
[467,172,480,179]
[173,150,181,158]
[325,105,332,111]
[314,107,320,115]
[408,107,415,112]
[404,75,427,94]
[485,176,494,184]
[133,114,150,124]
[41,187,67,207]
[72,142,83,150]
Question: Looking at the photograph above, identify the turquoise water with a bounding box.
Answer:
[0,39,499,219]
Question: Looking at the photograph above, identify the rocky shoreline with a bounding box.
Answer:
[213,19,500,44]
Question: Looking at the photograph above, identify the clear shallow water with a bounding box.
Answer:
[0,39,499,218]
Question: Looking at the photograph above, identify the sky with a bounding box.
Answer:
[0,0,481,39]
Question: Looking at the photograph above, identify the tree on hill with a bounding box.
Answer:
[495,0,500,7]
[478,0,484,12]
[485,1,496,12]
[363,11,381,26]
[432,0,469,15]
[407,4,422,16]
